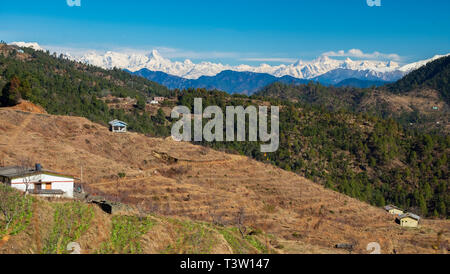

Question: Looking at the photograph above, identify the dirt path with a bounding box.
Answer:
[91,175,158,187]
[7,113,33,147]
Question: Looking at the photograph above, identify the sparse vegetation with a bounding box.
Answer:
[218,227,272,254]
[0,184,33,237]
[42,201,94,254]
[164,219,217,254]
[97,215,155,254]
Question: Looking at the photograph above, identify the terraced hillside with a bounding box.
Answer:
[0,108,448,254]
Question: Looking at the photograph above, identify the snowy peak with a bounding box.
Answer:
[8,41,450,81]
[148,49,164,60]
[10,41,44,52]
[387,60,399,68]
[399,54,450,72]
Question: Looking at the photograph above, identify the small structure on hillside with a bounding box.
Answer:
[397,213,420,228]
[86,195,132,215]
[384,205,404,216]
[147,97,165,105]
[335,243,354,252]
[109,119,128,133]
[0,164,75,198]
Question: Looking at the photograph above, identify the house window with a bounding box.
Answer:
[46,183,52,190]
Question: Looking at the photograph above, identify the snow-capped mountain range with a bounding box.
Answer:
[68,49,449,81]
[9,41,450,82]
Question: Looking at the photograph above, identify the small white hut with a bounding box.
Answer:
[397,213,420,228]
[384,205,404,216]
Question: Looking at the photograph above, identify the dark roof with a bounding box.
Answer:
[0,166,35,178]
[398,213,421,221]
[0,166,73,179]
[384,205,404,211]
[30,189,65,195]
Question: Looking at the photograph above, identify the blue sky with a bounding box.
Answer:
[1,0,449,65]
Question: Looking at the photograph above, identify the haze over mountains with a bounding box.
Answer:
[10,42,450,94]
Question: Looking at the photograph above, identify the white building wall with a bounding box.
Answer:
[52,181,74,198]
[11,174,41,191]
[10,173,74,198]
[389,209,404,215]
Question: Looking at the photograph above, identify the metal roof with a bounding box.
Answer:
[0,166,34,178]
[29,189,65,195]
[384,205,403,211]
[0,166,73,179]
[398,213,421,221]
[109,119,128,126]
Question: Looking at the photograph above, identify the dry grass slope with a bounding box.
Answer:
[0,108,448,254]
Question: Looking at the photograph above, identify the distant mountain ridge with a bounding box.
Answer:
[312,68,404,85]
[132,68,395,94]
[131,69,309,94]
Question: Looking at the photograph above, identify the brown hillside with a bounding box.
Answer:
[0,109,448,254]
[360,89,449,132]
[7,100,47,114]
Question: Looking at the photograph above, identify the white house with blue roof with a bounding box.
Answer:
[109,120,128,133]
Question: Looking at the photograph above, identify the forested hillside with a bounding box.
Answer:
[0,43,173,135]
[256,57,450,134]
[256,81,366,111]
[387,55,450,104]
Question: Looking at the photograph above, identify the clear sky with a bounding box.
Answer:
[1,0,449,65]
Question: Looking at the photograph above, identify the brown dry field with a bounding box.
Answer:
[360,89,449,133]
[0,108,448,254]
[361,89,446,114]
